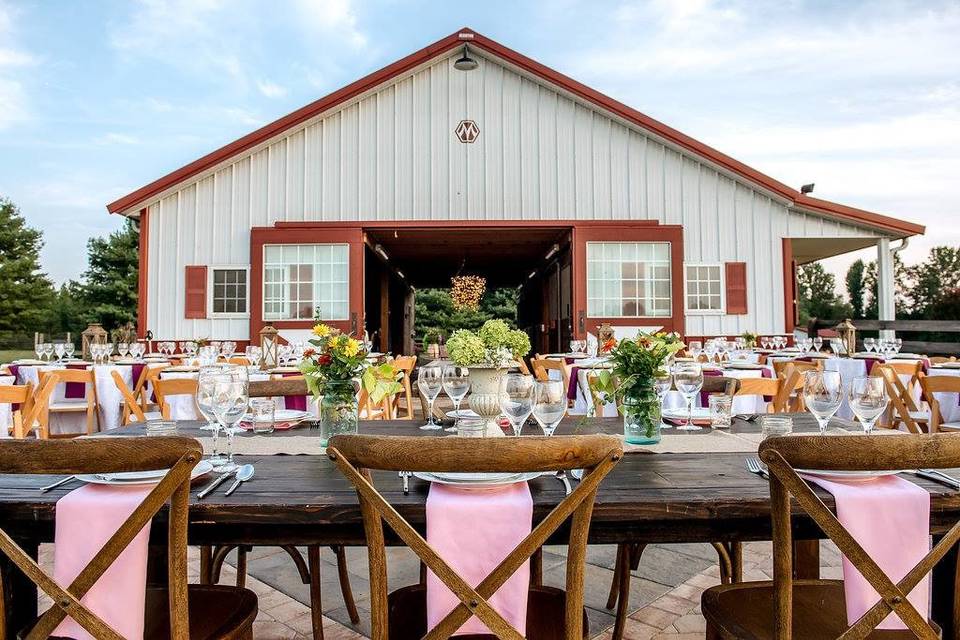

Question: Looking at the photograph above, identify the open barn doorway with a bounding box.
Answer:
[362,224,573,357]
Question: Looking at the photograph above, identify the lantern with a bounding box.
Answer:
[259,325,280,370]
[834,319,857,357]
[597,323,616,353]
[81,323,108,360]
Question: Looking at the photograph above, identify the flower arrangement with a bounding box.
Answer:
[740,331,758,349]
[300,323,401,405]
[451,275,486,310]
[446,319,531,367]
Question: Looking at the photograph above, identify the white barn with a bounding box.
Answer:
[107,28,923,354]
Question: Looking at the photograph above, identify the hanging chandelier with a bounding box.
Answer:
[450,274,486,311]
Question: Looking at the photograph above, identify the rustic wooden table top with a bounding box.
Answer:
[2,415,960,547]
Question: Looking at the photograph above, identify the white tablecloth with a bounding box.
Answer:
[929,368,960,425]
[0,375,15,437]
[157,371,303,421]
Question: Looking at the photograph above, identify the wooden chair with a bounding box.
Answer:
[873,365,927,433]
[138,364,170,414]
[703,432,958,639]
[152,378,199,420]
[39,368,100,436]
[585,370,617,416]
[389,356,417,420]
[0,382,52,439]
[227,356,251,366]
[735,377,790,413]
[874,360,924,398]
[327,432,623,639]
[929,356,956,365]
[532,357,574,408]
[920,375,960,432]
[111,370,152,425]
[771,358,821,380]
[0,436,257,639]
[776,364,813,413]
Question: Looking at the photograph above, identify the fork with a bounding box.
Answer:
[745,457,769,480]
[399,471,411,495]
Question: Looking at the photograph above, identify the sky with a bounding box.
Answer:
[0,0,957,286]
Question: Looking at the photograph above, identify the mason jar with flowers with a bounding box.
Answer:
[593,332,685,445]
[445,320,531,436]
[300,323,402,446]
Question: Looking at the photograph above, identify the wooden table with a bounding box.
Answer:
[3,415,960,636]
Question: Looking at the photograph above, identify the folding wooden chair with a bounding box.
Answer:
[735,377,790,413]
[875,360,924,399]
[38,368,100,437]
[111,370,152,425]
[328,433,622,640]
[389,356,417,420]
[920,375,960,433]
[704,433,960,639]
[0,382,39,439]
[152,378,199,420]
[874,365,927,433]
[771,359,821,380]
[137,364,170,414]
[0,436,257,639]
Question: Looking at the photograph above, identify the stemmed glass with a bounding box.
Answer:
[43,343,54,362]
[34,343,43,361]
[687,341,702,362]
[532,379,566,436]
[813,337,823,353]
[196,367,224,460]
[117,343,129,359]
[704,340,718,364]
[673,363,704,431]
[894,338,903,354]
[54,343,65,362]
[210,366,249,472]
[849,376,888,433]
[64,343,74,360]
[654,372,673,429]
[441,366,471,432]
[802,370,843,434]
[417,366,443,430]
[104,343,114,362]
[500,373,535,436]
[863,338,876,354]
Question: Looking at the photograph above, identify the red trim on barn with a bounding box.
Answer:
[782,238,797,334]
[105,28,923,237]
[137,207,149,338]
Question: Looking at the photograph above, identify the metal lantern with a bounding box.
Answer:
[81,323,108,360]
[835,319,857,357]
[259,325,280,370]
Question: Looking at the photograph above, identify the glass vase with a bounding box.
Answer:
[623,386,662,445]
[319,380,359,447]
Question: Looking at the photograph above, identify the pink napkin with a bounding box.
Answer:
[53,484,153,640]
[426,482,532,635]
[802,474,930,629]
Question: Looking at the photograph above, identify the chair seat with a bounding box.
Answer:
[48,402,91,412]
[907,410,930,421]
[940,422,960,431]
[385,583,589,640]
[702,580,933,639]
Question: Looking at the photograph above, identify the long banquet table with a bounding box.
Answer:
[3,415,960,635]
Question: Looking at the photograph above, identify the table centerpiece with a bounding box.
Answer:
[446,319,531,436]
[593,332,685,445]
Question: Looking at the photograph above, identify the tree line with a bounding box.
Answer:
[0,197,138,348]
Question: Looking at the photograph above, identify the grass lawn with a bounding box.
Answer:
[0,349,36,363]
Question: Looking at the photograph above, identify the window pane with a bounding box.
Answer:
[585,242,671,318]
[261,244,349,320]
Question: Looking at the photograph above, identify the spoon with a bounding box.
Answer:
[223,464,255,497]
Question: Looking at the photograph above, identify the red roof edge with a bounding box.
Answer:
[106,27,925,238]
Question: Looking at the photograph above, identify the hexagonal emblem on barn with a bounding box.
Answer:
[455,120,480,143]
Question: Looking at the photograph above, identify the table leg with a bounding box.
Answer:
[308,546,324,640]
[531,547,542,586]
[792,539,820,579]
[199,545,213,585]
[931,534,958,639]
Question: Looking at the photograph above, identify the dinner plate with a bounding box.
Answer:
[797,468,904,481]
[934,362,960,369]
[13,359,46,365]
[412,470,542,487]
[242,409,310,423]
[662,408,712,421]
[446,409,480,419]
[77,461,214,486]
[891,353,922,360]
[726,363,765,370]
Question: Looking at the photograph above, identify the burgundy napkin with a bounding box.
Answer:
[280,371,307,411]
[64,363,89,399]
[699,368,723,406]
[760,367,775,402]
[7,365,22,411]
[566,367,581,401]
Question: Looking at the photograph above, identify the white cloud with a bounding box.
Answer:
[95,132,141,145]
[256,79,288,98]
[0,1,35,130]
[293,0,367,48]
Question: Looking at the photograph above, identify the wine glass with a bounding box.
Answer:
[196,365,225,436]
[848,376,888,433]
[500,373,535,436]
[704,340,718,364]
[687,341,702,362]
[118,343,130,359]
[417,366,443,430]
[673,364,704,431]
[34,343,43,361]
[210,366,249,472]
[64,343,75,360]
[441,366,471,432]
[803,370,843,434]
[894,338,903,354]
[54,343,65,362]
[104,343,114,362]
[532,379,566,436]
[654,372,673,429]
[863,337,875,354]
[813,337,823,353]
[42,343,54,362]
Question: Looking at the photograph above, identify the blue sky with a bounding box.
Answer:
[1,0,958,284]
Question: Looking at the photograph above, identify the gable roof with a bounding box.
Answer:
[107,28,924,237]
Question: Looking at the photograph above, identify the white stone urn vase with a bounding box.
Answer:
[466,364,510,437]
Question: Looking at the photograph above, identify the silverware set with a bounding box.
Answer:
[745,457,960,491]
[399,471,411,495]
[39,475,79,493]
[198,464,255,499]
[745,457,769,480]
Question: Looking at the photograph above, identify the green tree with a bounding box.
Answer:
[46,281,88,338]
[796,262,852,324]
[79,219,139,331]
[415,287,518,343]
[862,254,909,318]
[907,246,960,318]
[0,198,54,335]
[845,259,867,319]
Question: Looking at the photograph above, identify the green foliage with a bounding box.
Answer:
[446,330,487,366]
[79,219,139,332]
[415,287,518,343]
[446,319,532,366]
[845,259,867,319]
[861,254,909,318]
[0,198,54,333]
[796,262,852,324]
[907,247,960,318]
[592,333,685,405]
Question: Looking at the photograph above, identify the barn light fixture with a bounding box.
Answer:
[544,243,559,261]
[454,45,478,71]
[374,244,389,261]
[801,183,815,194]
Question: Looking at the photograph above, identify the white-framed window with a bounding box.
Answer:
[209,266,249,317]
[685,263,724,313]
[263,244,349,321]
[586,242,672,318]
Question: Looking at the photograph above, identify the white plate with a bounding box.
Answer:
[891,353,922,360]
[445,409,480,419]
[726,363,765,370]
[242,409,310,423]
[934,362,960,369]
[77,461,214,486]
[412,471,542,487]
[797,468,905,481]
[663,407,711,420]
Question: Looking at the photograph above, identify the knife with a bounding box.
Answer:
[197,471,233,499]
[916,469,960,490]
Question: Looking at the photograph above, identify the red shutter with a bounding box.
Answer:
[185,265,207,319]
[725,262,748,315]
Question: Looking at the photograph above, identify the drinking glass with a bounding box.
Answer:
[708,395,732,429]
[894,338,903,354]
[687,341,702,361]
[803,370,843,434]
[864,338,876,353]
[532,379,566,436]
[500,373,535,436]
[760,415,793,440]
[417,366,443,430]
[654,372,673,429]
[211,367,249,472]
[569,340,579,354]
[248,397,276,434]
[849,376,888,433]
[64,343,74,360]
[704,341,718,363]
[54,343,65,362]
[104,343,114,362]
[441,366,471,432]
[196,365,224,436]
[813,337,823,352]
[43,343,54,361]
[673,364,703,431]
[34,343,43,360]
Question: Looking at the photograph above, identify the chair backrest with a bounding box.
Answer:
[874,365,923,433]
[390,356,416,420]
[532,357,571,390]
[0,437,201,640]
[771,359,821,380]
[0,383,32,437]
[111,370,148,425]
[328,433,621,640]
[920,375,960,432]
[701,376,740,396]
[153,378,199,419]
[734,377,788,413]
[760,434,960,639]
[39,368,97,403]
[249,377,308,398]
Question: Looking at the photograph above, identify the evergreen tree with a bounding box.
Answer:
[46,281,88,338]
[845,259,867,319]
[796,262,852,324]
[907,246,960,318]
[0,198,54,334]
[79,219,139,331]
[415,287,518,342]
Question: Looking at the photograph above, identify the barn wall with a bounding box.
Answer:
[144,50,877,340]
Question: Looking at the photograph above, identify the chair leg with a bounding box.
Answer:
[199,545,213,585]
[209,544,237,584]
[712,542,734,585]
[236,546,248,589]
[331,545,360,624]
[308,546,325,640]
[610,544,645,640]
[531,547,543,586]
[729,542,743,583]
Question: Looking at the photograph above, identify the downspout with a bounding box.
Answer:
[891,237,909,257]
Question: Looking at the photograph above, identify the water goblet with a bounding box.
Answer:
[894,338,903,354]
[500,373,535,436]
[653,372,673,428]
[196,365,225,436]
[687,340,702,362]
[43,343,54,362]
[54,343,65,362]
[863,337,876,353]
[532,379,566,436]
[803,370,843,434]
[441,366,471,432]
[673,363,703,431]
[64,343,74,360]
[417,366,443,430]
[848,376,888,433]
[211,367,249,472]
[34,343,43,361]
[813,337,823,352]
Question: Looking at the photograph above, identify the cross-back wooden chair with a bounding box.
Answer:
[874,365,927,433]
[389,356,417,420]
[920,375,960,433]
[38,368,100,436]
[328,433,623,640]
[111,370,152,425]
[152,378,199,420]
[703,433,959,639]
[0,437,257,639]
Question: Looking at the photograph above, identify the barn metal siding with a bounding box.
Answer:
[145,51,876,340]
